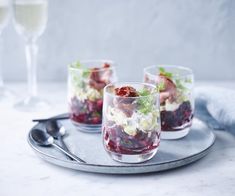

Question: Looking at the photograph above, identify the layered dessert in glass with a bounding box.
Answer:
[68,60,117,132]
[102,82,161,163]
[144,65,194,139]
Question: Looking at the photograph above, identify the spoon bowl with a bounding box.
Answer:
[45,120,71,160]
[45,120,65,139]
[30,128,54,146]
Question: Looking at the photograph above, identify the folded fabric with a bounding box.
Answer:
[195,86,235,134]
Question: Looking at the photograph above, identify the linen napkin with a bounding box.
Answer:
[195,86,235,134]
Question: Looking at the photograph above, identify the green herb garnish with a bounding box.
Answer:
[70,61,82,68]
[175,79,186,91]
[159,67,173,78]
[158,81,165,91]
[137,88,155,114]
[70,61,90,78]
[185,78,192,83]
[70,69,84,89]
[138,88,150,96]
[82,69,90,78]
[69,61,91,91]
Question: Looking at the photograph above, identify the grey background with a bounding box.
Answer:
[1,0,235,82]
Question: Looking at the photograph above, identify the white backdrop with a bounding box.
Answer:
[1,0,235,82]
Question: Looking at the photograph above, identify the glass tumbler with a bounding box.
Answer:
[68,60,117,132]
[144,65,194,139]
[102,82,161,163]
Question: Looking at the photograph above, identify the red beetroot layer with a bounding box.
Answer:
[69,97,103,124]
[103,125,160,155]
[161,101,193,131]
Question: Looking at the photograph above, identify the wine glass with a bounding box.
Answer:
[0,0,14,103]
[13,0,49,111]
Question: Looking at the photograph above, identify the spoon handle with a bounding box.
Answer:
[32,113,69,122]
[52,143,86,163]
[58,136,73,161]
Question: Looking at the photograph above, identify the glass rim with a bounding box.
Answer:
[68,59,116,73]
[104,82,159,99]
[144,64,193,79]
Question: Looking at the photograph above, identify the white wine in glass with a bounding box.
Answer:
[0,0,9,30]
[0,0,14,103]
[13,0,49,111]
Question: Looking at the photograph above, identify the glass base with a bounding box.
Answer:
[14,96,50,112]
[0,86,15,103]
[71,120,101,133]
[161,127,190,140]
[107,148,158,163]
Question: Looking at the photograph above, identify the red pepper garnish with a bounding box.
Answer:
[114,86,139,117]
[115,86,139,97]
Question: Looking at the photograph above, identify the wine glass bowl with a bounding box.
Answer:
[0,0,10,32]
[13,0,47,41]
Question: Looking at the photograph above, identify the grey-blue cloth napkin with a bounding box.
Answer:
[195,86,235,134]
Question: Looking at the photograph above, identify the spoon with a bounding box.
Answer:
[32,113,69,122]
[45,120,71,159]
[30,128,85,163]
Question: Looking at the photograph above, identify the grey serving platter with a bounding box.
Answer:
[28,116,215,174]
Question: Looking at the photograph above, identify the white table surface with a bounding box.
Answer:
[1,82,235,196]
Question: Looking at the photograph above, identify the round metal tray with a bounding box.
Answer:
[28,116,215,174]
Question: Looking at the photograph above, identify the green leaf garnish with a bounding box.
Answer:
[159,67,173,78]
[159,67,165,73]
[158,81,165,91]
[185,78,192,83]
[82,69,90,78]
[138,88,150,96]
[70,61,90,78]
[175,79,186,91]
[70,61,82,68]
[70,69,84,89]
[137,88,155,114]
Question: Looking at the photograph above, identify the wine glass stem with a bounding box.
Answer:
[25,40,38,97]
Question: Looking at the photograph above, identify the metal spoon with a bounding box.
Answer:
[30,128,85,163]
[45,120,71,159]
[32,113,69,122]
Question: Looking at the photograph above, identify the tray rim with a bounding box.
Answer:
[28,117,216,173]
